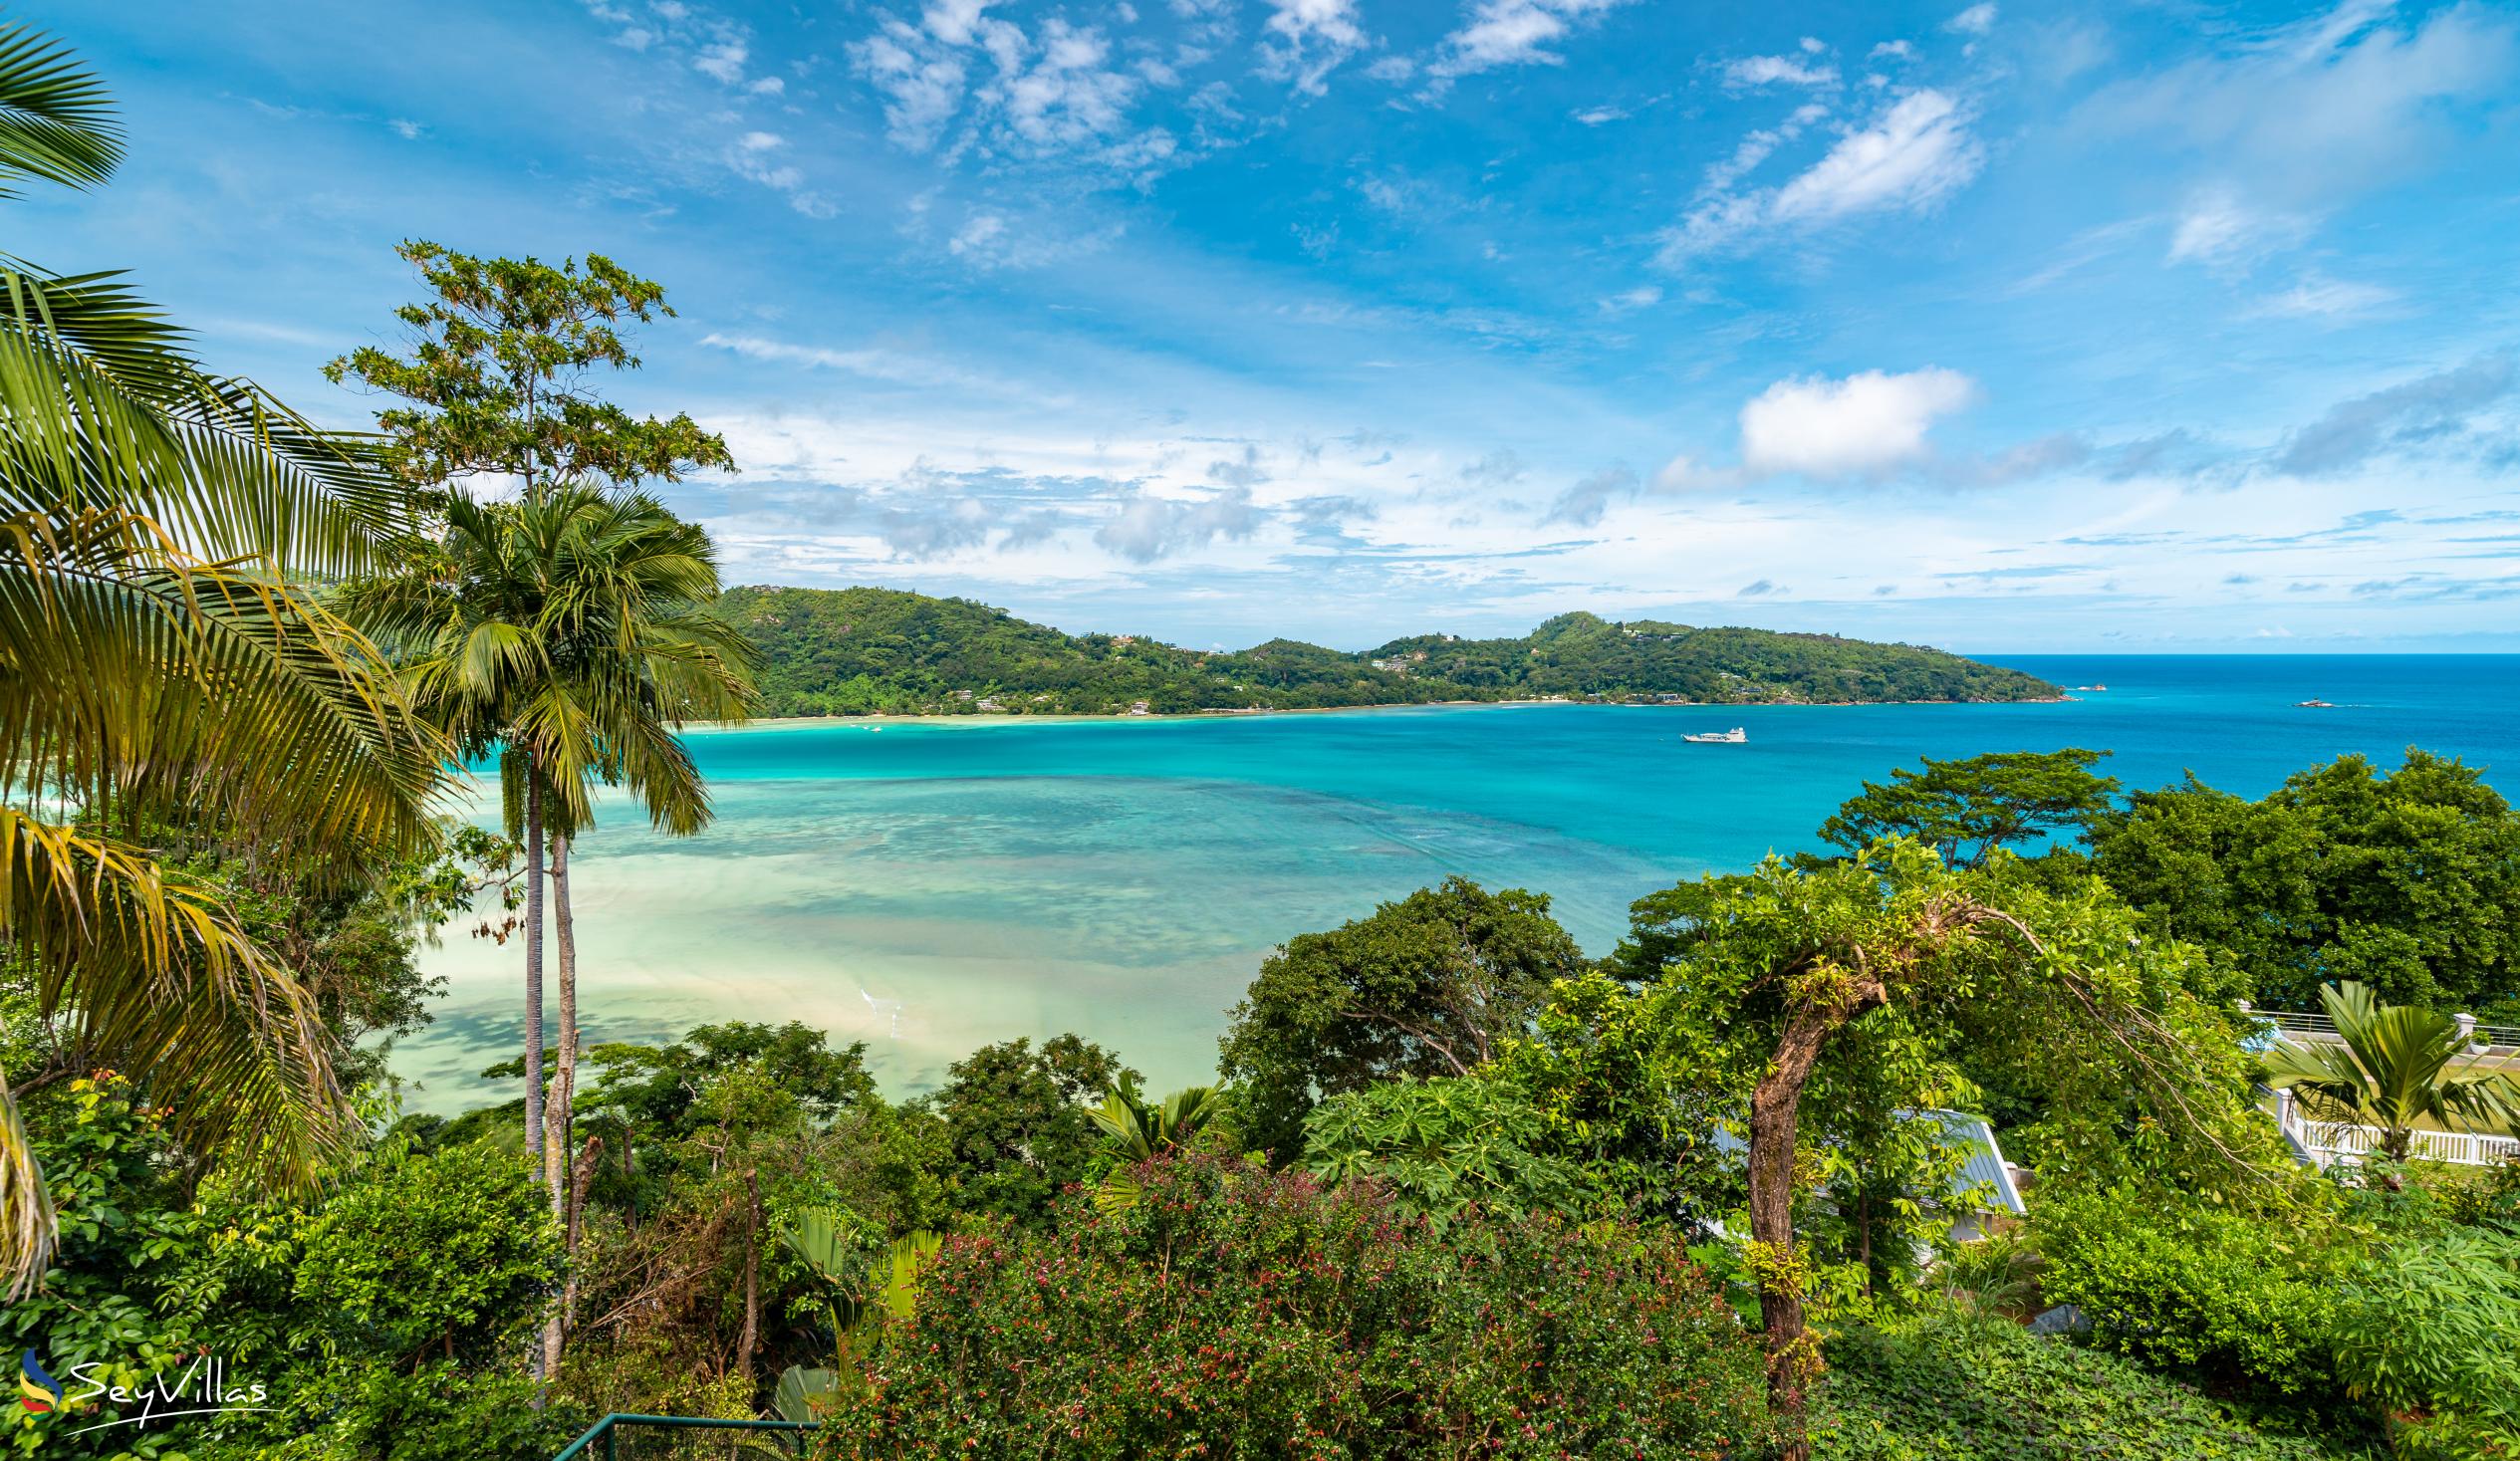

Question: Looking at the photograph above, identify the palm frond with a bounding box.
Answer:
[0,21,120,197]
[0,809,356,1293]
[0,266,401,573]
[0,539,449,863]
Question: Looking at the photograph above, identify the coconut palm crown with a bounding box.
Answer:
[0,20,444,1294]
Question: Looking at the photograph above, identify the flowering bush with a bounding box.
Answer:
[813,1150,1770,1459]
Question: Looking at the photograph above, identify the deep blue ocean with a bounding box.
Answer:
[395,655,2520,1106]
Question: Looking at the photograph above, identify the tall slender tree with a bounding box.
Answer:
[327,244,732,1172]
[0,21,443,1292]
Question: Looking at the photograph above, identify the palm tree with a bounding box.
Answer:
[0,22,443,1292]
[1087,1080,1224,1212]
[339,484,750,1364]
[2265,980,2520,1183]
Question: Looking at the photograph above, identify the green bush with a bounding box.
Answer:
[813,1149,1771,1459]
[2035,1189,2345,1398]
[2330,1227,2520,1459]
[1299,1074,1591,1231]
[1813,1309,2381,1459]
[295,1141,563,1364]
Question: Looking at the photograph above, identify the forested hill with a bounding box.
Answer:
[717,587,2061,717]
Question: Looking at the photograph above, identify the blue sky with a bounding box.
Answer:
[18,0,2520,650]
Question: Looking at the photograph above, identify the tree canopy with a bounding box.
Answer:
[2089,750,2520,1016]
[1218,876,1587,1159]
[1818,748,2120,869]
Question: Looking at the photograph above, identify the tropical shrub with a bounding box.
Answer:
[2330,1227,2520,1459]
[811,1149,1772,1459]
[1299,1074,1591,1230]
[2438,1154,2520,1231]
[2035,1188,2347,1399]
[0,1076,574,1459]
[293,1141,562,1364]
[1813,1308,2381,1460]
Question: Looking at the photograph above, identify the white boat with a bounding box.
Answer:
[1683,727,1747,744]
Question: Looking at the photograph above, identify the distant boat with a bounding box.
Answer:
[1683,727,1748,744]
[2296,698,2337,708]
[2072,684,2108,691]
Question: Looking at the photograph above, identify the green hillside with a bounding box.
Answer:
[718,587,2059,717]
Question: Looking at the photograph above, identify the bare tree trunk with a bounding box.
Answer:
[547,834,578,1208]
[1748,979,1885,1461]
[523,771,547,1161]
[552,1128,600,1380]
[738,1170,762,1381]
[542,835,582,1380]
[522,768,547,1397]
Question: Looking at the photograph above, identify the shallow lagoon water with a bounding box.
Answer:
[392,654,2520,1112]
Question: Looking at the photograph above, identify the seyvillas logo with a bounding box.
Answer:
[18,1351,62,1415]
[14,1351,269,1435]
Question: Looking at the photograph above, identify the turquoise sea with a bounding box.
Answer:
[392,655,2520,1112]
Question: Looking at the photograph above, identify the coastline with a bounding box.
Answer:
[688,693,2077,735]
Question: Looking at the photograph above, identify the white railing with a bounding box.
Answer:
[2245,1003,2520,1052]
[2272,1090,2520,1168]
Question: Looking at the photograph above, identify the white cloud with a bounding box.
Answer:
[1947,4,1996,36]
[388,118,424,140]
[748,75,786,96]
[994,21,1140,148]
[1571,104,1628,124]
[698,332,1051,398]
[1722,54,1839,89]
[1769,90,1978,224]
[1428,0,1626,84]
[2164,187,2304,266]
[852,21,970,150]
[923,0,996,46]
[1258,0,1367,95]
[2082,3,2515,242]
[725,131,835,217]
[849,7,1179,182]
[1598,285,1661,314]
[1739,366,1980,479]
[695,37,749,84]
[1665,89,1978,258]
[1095,487,1260,561]
[951,212,1008,258]
[1869,39,1916,61]
[2245,273,2398,320]
[1699,102,1827,192]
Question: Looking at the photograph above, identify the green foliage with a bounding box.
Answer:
[0,1076,572,1458]
[1490,967,1742,1222]
[1819,748,2120,869]
[325,239,731,500]
[0,18,445,1291]
[1813,1308,2381,1460]
[2089,751,2520,1015]
[2035,1188,2348,1399]
[2438,1155,2520,1230]
[242,1360,568,1461]
[1300,1075,1591,1231]
[716,587,2062,717]
[2264,981,2520,1167]
[1219,876,1585,1159]
[294,1142,562,1364]
[811,1149,1774,1460]
[2330,1226,2520,1458]
[928,1035,1134,1228]
[1087,1080,1230,1213]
